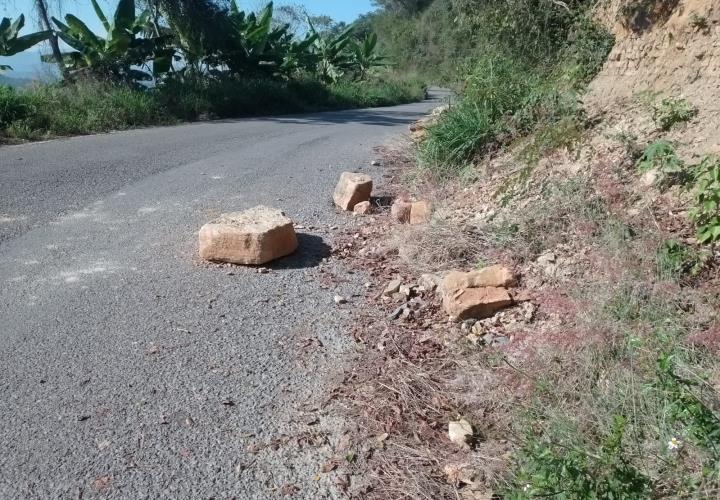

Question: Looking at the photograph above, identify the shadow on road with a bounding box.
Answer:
[270,233,331,270]
[207,108,430,128]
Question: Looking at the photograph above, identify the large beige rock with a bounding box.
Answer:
[443,286,513,321]
[199,206,298,265]
[442,265,516,320]
[442,265,516,293]
[333,172,373,211]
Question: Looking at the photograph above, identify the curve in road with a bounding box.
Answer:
[0,94,443,498]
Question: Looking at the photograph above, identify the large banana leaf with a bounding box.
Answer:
[51,0,169,82]
[90,0,111,33]
[1,15,50,59]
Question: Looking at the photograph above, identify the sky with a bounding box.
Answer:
[1,0,375,77]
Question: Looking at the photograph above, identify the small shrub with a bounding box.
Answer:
[652,96,697,131]
[519,115,584,164]
[656,353,720,444]
[689,12,709,31]
[690,155,720,245]
[0,85,28,128]
[636,139,688,185]
[0,76,425,139]
[619,0,680,32]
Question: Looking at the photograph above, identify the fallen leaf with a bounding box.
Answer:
[280,483,300,496]
[319,460,340,473]
[92,476,112,492]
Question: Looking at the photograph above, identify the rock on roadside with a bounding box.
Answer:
[409,201,432,225]
[199,206,298,265]
[353,201,372,215]
[333,172,373,211]
[391,199,431,224]
[441,265,516,321]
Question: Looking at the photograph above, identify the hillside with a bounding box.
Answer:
[337,0,720,498]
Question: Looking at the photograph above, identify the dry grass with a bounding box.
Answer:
[386,216,485,273]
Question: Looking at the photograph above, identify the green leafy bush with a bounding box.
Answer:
[413,0,613,177]
[653,97,697,131]
[690,155,720,245]
[635,139,688,186]
[0,84,27,127]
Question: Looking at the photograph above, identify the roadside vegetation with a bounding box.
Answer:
[333,1,720,499]
[373,0,613,176]
[0,0,424,141]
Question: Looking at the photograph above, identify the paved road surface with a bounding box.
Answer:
[0,93,443,498]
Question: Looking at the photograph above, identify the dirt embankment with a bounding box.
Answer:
[588,0,720,153]
[334,1,720,498]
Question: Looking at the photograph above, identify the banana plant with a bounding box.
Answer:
[350,33,389,80]
[1,15,50,71]
[221,1,294,75]
[308,20,355,83]
[48,0,170,82]
[278,32,318,76]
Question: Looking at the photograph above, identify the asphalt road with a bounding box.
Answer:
[0,93,443,498]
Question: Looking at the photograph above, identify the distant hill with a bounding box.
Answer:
[0,74,34,87]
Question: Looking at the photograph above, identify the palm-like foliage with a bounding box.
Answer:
[351,33,389,79]
[309,21,356,83]
[1,15,50,71]
[4,0,389,84]
[221,1,293,75]
[48,0,169,81]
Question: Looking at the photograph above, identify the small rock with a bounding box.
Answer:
[419,273,441,292]
[388,305,406,320]
[536,252,556,266]
[390,200,412,223]
[448,419,473,447]
[334,295,347,305]
[640,169,660,187]
[443,286,513,321]
[399,284,416,298]
[371,160,381,166]
[460,320,476,332]
[333,172,373,211]
[431,104,450,116]
[383,279,403,296]
[353,201,372,215]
